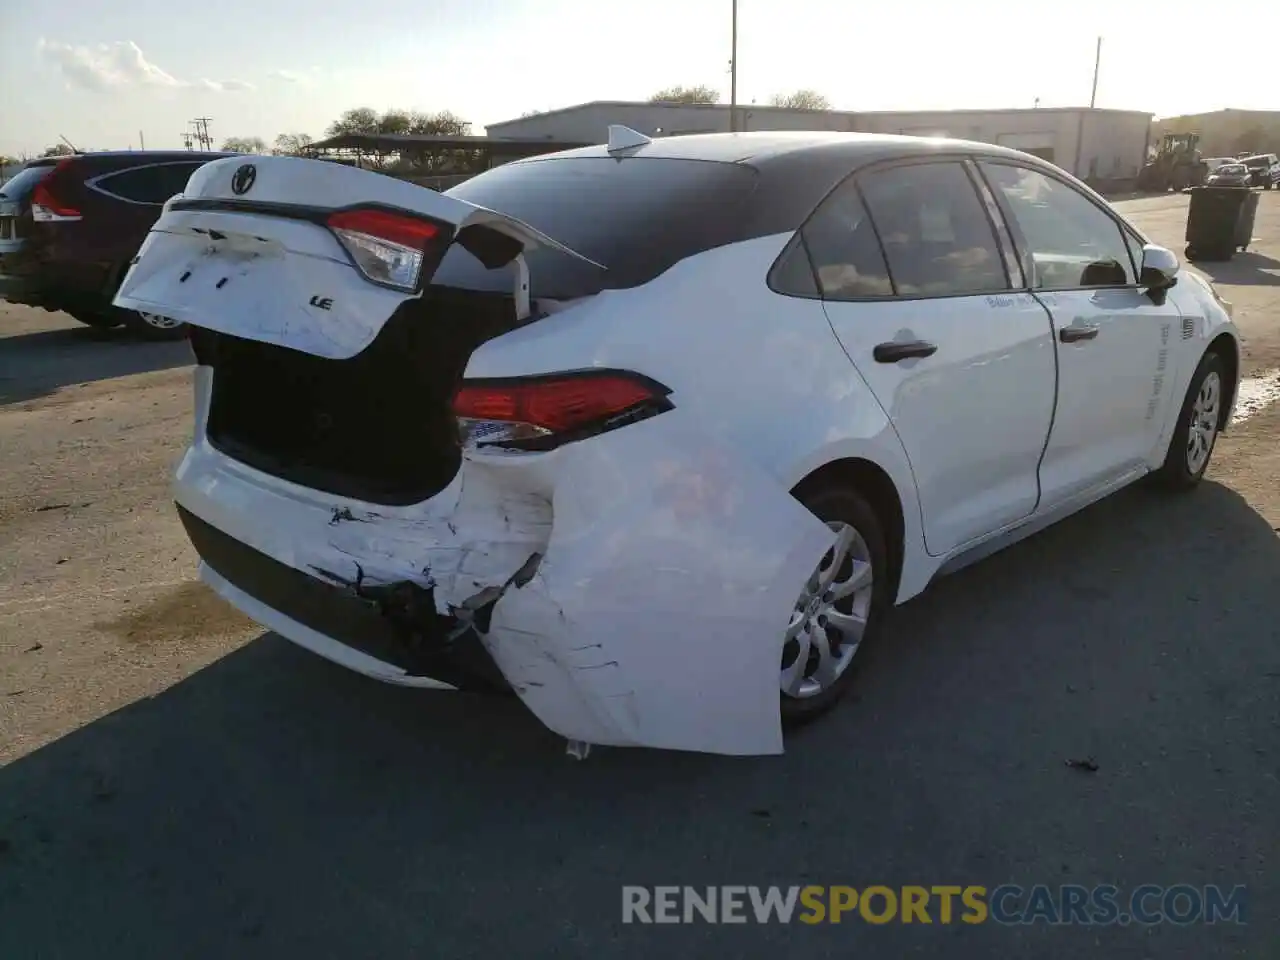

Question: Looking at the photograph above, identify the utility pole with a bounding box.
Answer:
[1089,36,1102,109]
[139,130,145,151]
[190,118,213,150]
[729,0,738,133]
[181,131,194,150]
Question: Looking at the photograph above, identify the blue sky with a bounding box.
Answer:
[1,0,1276,157]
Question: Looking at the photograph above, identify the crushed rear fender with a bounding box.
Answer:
[430,413,834,755]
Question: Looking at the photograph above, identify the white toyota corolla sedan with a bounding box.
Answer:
[115,128,1240,757]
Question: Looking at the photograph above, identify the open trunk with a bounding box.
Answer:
[190,286,519,504]
[115,154,603,504]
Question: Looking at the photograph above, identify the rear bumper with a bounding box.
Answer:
[179,504,509,691]
[174,367,836,755]
[0,250,113,311]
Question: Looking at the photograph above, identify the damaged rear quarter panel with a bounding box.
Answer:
[477,410,836,756]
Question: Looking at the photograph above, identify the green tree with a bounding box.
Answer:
[649,85,719,104]
[272,132,315,156]
[769,89,831,110]
[40,144,74,158]
[221,136,268,153]
[325,107,380,139]
[324,108,473,171]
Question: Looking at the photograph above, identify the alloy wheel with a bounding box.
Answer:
[1186,370,1221,475]
[137,311,182,330]
[781,521,875,699]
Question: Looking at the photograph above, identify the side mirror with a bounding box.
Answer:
[1139,244,1179,296]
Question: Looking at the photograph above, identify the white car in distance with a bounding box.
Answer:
[115,128,1241,757]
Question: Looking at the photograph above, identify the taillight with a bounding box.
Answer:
[453,370,673,452]
[30,160,81,222]
[326,207,445,291]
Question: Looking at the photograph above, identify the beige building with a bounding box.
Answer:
[487,102,1153,183]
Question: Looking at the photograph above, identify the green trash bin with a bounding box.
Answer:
[1185,186,1257,262]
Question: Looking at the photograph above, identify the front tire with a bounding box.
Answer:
[1153,351,1226,490]
[781,483,892,725]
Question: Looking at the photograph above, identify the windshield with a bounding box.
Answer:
[437,156,759,298]
[1216,164,1248,175]
[0,162,57,201]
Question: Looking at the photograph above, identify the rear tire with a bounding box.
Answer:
[118,309,187,341]
[780,483,892,725]
[1153,351,1225,491]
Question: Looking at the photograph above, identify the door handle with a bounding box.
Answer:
[873,340,938,363]
[1059,324,1099,343]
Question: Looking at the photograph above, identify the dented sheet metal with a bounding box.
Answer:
[478,414,836,756]
[177,366,834,755]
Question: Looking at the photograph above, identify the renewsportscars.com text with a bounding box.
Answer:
[621,884,1247,925]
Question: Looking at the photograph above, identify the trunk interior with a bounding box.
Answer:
[190,287,520,506]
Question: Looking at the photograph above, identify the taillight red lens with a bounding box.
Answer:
[454,372,667,435]
[326,207,443,291]
[31,175,81,218]
[326,208,440,248]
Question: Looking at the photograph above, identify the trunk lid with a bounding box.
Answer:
[113,155,603,359]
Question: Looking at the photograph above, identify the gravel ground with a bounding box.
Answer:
[0,192,1277,959]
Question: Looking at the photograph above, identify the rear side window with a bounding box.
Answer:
[857,161,1010,297]
[795,180,894,299]
[0,163,56,201]
[94,162,204,204]
[434,157,759,297]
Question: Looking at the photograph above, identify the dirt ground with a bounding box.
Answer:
[0,193,1277,959]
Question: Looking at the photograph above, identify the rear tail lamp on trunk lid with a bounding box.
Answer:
[326,207,446,292]
[453,370,673,452]
[30,159,82,222]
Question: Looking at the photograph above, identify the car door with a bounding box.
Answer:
[808,158,1058,557]
[978,160,1182,507]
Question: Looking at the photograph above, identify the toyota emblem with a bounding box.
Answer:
[231,163,257,195]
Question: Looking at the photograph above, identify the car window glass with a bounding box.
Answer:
[97,163,202,204]
[800,180,894,298]
[981,162,1135,289]
[0,163,56,201]
[770,235,819,297]
[857,161,1010,297]
[1122,230,1145,278]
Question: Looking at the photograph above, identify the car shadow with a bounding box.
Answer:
[0,324,192,406]
[0,483,1275,959]
[1188,250,1280,287]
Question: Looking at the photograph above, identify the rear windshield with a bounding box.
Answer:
[435,156,759,298]
[0,162,56,201]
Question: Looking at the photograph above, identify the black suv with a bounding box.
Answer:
[0,150,236,338]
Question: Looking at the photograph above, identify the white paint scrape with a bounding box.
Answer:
[1232,369,1280,425]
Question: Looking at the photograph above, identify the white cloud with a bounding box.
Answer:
[37,39,251,93]
[269,66,321,84]
[201,78,256,92]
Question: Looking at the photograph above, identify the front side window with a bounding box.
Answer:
[857,161,1011,297]
[980,162,1137,290]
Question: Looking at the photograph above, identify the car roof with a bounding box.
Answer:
[26,150,238,168]
[522,130,1035,167]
